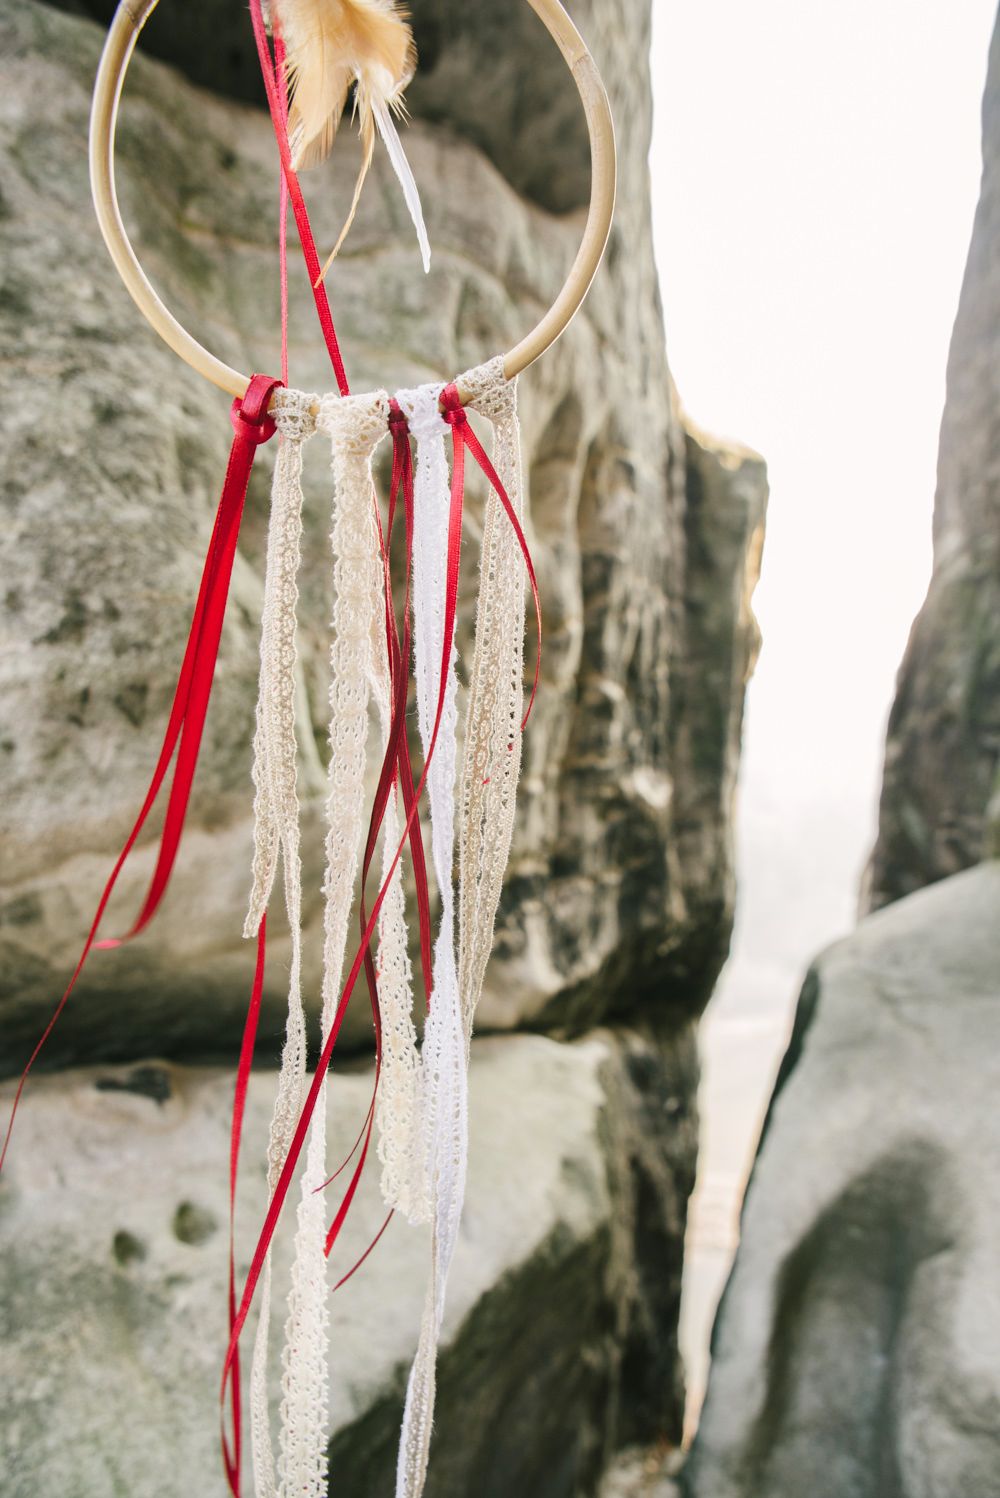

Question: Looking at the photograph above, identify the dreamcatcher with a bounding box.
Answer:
[2,1,615,1494]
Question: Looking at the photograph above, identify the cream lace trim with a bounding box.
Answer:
[276,390,389,1498]
[457,357,526,1048]
[394,358,526,1498]
[244,388,317,1498]
[243,362,525,1498]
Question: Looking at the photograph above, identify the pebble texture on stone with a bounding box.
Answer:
[867,8,1000,911]
[683,860,1000,1498]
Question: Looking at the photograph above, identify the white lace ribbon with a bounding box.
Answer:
[456,357,526,1047]
[392,380,466,1498]
[243,388,317,1498]
[260,389,390,1498]
[392,361,526,1498]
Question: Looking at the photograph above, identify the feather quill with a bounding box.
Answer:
[271,0,430,274]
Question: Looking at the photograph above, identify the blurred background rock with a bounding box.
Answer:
[684,8,1000,1494]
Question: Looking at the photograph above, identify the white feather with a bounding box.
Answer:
[372,95,431,273]
[272,0,431,274]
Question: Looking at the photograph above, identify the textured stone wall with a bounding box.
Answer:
[0,0,766,1491]
[867,7,1000,910]
[683,863,1000,1498]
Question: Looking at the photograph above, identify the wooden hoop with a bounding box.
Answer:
[88,0,617,403]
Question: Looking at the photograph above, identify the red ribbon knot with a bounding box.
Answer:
[440,382,465,425]
[230,377,280,445]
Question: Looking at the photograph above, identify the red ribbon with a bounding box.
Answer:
[0,375,282,1178]
[439,383,542,723]
[223,911,267,1493]
[248,0,349,397]
[220,385,542,1422]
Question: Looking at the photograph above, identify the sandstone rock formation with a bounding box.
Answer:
[683,860,1000,1498]
[867,9,1000,911]
[1,1029,695,1498]
[2,0,766,1072]
[0,0,766,1490]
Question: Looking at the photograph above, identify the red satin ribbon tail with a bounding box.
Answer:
[0,377,280,1181]
[249,0,349,397]
[221,914,267,1496]
[333,1210,393,1290]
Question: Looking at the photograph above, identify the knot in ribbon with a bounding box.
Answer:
[387,396,409,435]
[230,374,282,445]
[440,382,466,428]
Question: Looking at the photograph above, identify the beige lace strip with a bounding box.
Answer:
[457,356,526,1047]
[274,390,390,1498]
[395,358,527,1498]
[241,388,317,1498]
[368,515,428,1226]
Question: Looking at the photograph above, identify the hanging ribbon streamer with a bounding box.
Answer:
[455,358,529,1046]
[222,369,540,1498]
[263,390,390,1498]
[372,403,429,1225]
[226,387,318,1498]
[396,381,465,1231]
[249,0,349,397]
[392,380,468,1498]
[0,373,282,1176]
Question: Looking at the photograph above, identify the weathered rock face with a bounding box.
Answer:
[1,0,766,1072]
[867,9,1000,911]
[49,0,592,213]
[683,860,1000,1498]
[1,0,766,1491]
[0,1027,697,1498]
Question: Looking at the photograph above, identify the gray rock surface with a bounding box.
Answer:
[0,0,766,1072]
[46,0,593,213]
[598,1447,682,1498]
[867,7,1000,910]
[0,0,767,1491]
[0,1026,697,1498]
[683,860,1000,1498]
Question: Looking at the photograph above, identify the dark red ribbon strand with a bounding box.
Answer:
[365,405,433,1011]
[222,912,268,1495]
[0,375,282,1179]
[248,0,349,396]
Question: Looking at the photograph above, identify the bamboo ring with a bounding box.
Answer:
[88,0,617,403]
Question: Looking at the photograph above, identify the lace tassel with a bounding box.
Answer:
[244,389,317,1498]
[273,390,390,1498]
[393,382,467,1498]
[456,357,526,1046]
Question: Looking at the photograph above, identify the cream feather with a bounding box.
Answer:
[271,0,430,274]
